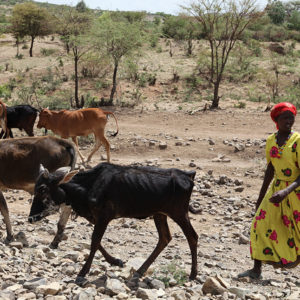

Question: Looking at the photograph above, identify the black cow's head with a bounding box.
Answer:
[28,164,77,223]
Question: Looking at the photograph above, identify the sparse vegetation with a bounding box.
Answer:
[153,260,188,287]
[1,0,300,111]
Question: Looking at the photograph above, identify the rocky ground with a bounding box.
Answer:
[1,106,300,299]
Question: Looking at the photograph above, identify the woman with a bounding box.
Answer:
[239,102,300,279]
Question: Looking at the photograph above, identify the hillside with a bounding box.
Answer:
[2,1,300,299]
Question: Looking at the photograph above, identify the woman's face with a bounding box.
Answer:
[276,111,295,132]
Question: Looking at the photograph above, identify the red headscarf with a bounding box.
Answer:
[270,102,297,128]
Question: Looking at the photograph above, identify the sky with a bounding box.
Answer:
[37,0,271,15]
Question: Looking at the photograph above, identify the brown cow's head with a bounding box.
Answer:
[37,109,51,129]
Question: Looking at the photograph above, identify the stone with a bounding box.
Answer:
[159,142,167,149]
[170,289,187,300]
[136,288,164,300]
[23,278,48,290]
[105,278,126,296]
[202,277,227,295]
[36,282,62,295]
[0,291,15,300]
[229,287,251,299]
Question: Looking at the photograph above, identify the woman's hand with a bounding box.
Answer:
[269,190,288,203]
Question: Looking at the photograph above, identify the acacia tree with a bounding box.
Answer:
[162,15,203,56]
[10,2,53,57]
[54,7,92,107]
[91,13,143,104]
[185,0,259,108]
[267,0,286,24]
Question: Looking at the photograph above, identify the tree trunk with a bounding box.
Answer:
[66,42,70,54]
[211,81,220,108]
[16,40,19,57]
[29,36,35,57]
[74,52,79,108]
[109,61,118,105]
[187,39,192,56]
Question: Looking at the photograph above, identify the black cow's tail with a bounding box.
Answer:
[103,110,119,137]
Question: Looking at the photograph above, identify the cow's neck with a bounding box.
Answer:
[59,183,88,209]
[51,186,67,205]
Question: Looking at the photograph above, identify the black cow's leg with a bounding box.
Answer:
[9,129,13,138]
[0,129,4,139]
[0,191,14,242]
[50,204,72,249]
[172,213,198,280]
[76,219,109,285]
[98,244,123,267]
[135,214,172,278]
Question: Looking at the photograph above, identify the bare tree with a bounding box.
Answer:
[185,0,259,108]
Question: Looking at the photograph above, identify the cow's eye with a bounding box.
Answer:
[37,185,48,195]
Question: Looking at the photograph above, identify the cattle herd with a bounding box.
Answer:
[0,100,198,286]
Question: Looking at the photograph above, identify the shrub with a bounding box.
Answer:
[153,260,187,287]
[40,48,56,56]
[0,84,11,99]
[234,101,246,108]
[288,30,300,42]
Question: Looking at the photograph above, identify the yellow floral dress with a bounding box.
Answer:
[250,131,300,267]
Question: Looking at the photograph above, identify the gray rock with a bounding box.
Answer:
[106,278,126,296]
[23,278,48,290]
[159,142,167,150]
[0,290,15,300]
[149,278,165,290]
[202,277,227,295]
[229,287,251,298]
[36,282,62,295]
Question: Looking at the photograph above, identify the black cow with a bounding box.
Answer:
[0,105,38,139]
[28,163,198,285]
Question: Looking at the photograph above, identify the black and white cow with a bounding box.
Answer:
[28,162,198,285]
[0,104,38,139]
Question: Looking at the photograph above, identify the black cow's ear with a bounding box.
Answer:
[58,170,78,185]
[39,164,49,178]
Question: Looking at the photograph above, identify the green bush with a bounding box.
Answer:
[40,48,56,56]
[234,101,246,108]
[153,260,187,287]
[138,72,157,87]
[0,84,11,99]
[288,30,300,42]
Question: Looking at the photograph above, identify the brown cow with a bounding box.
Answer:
[0,100,9,138]
[0,136,77,248]
[37,108,119,163]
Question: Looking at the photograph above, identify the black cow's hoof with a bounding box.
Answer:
[75,276,89,287]
[132,271,142,279]
[114,259,124,267]
[4,235,14,244]
[49,242,58,249]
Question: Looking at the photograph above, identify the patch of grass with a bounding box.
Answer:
[234,101,246,109]
[153,260,188,287]
[40,48,56,56]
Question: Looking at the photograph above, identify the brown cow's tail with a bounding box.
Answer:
[0,100,9,138]
[103,110,119,137]
[68,144,77,170]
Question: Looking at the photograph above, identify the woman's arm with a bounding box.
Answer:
[256,162,274,211]
[270,175,300,203]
